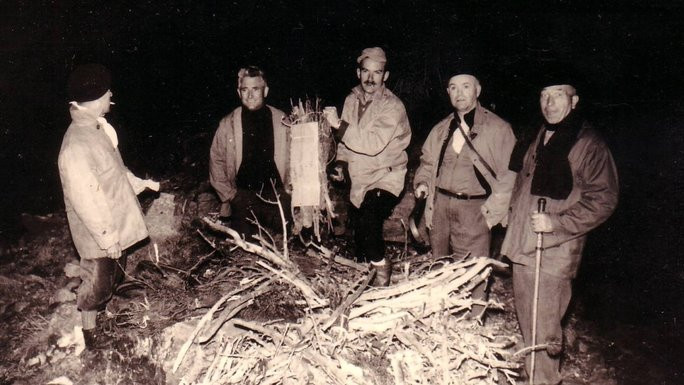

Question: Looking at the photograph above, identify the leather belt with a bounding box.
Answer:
[437,187,488,200]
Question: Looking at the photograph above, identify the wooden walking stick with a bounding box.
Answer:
[530,197,546,385]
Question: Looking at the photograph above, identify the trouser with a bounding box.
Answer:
[351,188,399,263]
[513,263,572,385]
[78,254,127,312]
[430,194,490,314]
[230,187,291,237]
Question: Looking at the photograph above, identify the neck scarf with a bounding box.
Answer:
[69,101,118,148]
[530,111,583,200]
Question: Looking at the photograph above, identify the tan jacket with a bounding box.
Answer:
[209,105,289,203]
[501,123,619,278]
[337,86,411,208]
[58,107,148,259]
[413,104,517,229]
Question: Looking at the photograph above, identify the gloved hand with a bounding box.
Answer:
[414,183,429,199]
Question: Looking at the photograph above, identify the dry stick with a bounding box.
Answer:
[353,258,497,315]
[248,213,279,253]
[203,217,327,309]
[395,331,440,369]
[199,281,273,343]
[256,179,289,260]
[255,260,327,308]
[308,242,365,272]
[357,257,496,302]
[202,217,293,271]
[320,272,374,332]
[172,277,269,373]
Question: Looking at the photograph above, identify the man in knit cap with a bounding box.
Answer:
[324,47,411,286]
[58,63,159,349]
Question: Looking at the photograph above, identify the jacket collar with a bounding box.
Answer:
[351,84,388,104]
[447,102,485,140]
[69,103,100,127]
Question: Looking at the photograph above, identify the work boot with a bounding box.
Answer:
[82,328,109,350]
[370,259,392,287]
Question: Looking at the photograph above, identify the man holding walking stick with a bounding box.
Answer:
[501,71,618,384]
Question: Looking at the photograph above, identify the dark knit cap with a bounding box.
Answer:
[67,63,111,102]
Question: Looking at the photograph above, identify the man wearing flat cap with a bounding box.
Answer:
[324,47,411,286]
[58,63,159,349]
[502,71,618,384]
[413,72,517,319]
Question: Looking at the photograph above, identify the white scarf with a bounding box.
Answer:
[69,101,118,148]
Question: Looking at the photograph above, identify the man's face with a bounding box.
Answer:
[99,90,113,116]
[447,74,481,114]
[356,58,389,96]
[540,84,579,124]
[237,76,269,111]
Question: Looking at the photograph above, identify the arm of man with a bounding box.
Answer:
[481,122,518,228]
[413,123,444,195]
[126,171,159,195]
[209,116,238,204]
[547,138,619,236]
[338,100,409,157]
[59,144,119,250]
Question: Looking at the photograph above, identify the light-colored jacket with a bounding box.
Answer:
[58,107,148,260]
[337,86,411,208]
[501,123,619,278]
[413,104,517,229]
[209,105,288,203]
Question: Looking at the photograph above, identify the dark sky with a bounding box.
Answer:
[1,0,683,323]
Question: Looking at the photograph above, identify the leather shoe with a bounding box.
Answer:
[370,259,392,287]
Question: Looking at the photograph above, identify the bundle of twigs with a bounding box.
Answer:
[170,217,521,385]
[285,98,336,241]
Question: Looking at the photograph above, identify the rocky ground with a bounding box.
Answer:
[0,181,675,384]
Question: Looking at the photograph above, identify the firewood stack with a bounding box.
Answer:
[169,218,521,385]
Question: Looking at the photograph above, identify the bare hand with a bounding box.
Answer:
[323,107,341,129]
[531,212,553,233]
[106,242,122,259]
[414,184,429,199]
[330,166,345,182]
[145,179,160,192]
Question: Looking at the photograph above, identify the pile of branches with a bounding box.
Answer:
[170,217,521,385]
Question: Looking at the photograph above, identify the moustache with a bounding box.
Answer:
[364,81,377,86]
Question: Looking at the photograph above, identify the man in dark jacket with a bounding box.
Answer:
[209,66,290,237]
[502,76,619,384]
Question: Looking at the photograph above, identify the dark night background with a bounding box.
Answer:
[1,0,683,375]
